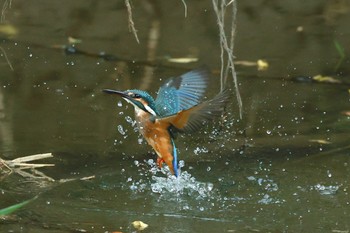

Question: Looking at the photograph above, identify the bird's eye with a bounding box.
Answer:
[133,93,141,98]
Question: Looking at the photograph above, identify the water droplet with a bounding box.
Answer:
[117,101,123,107]
[207,166,211,172]
[327,170,332,178]
[179,160,185,168]
[117,125,126,135]
[125,116,132,123]
[266,130,272,135]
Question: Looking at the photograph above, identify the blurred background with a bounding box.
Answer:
[0,0,349,232]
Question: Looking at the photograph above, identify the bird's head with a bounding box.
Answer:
[103,89,158,116]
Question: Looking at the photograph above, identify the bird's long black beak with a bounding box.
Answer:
[103,89,128,98]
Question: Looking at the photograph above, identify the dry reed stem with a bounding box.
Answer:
[0,153,55,181]
[125,0,140,44]
[9,153,53,163]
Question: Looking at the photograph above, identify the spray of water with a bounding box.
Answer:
[126,159,215,199]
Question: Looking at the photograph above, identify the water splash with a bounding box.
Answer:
[312,184,339,195]
[151,171,214,197]
[126,159,215,199]
[247,175,284,204]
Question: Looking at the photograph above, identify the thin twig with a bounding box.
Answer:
[229,0,242,119]
[0,46,14,71]
[125,0,140,44]
[59,175,95,183]
[181,0,188,17]
[212,0,242,119]
[1,0,12,23]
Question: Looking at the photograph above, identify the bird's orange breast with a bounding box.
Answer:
[135,110,175,173]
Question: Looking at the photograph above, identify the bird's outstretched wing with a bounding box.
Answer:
[157,89,231,133]
[155,67,209,117]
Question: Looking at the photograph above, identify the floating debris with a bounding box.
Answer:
[132,220,148,231]
[309,139,332,144]
[234,59,269,71]
[68,36,82,44]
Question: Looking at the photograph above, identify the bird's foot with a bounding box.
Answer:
[156,157,165,168]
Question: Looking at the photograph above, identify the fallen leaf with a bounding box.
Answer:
[309,139,331,144]
[257,59,269,71]
[167,57,198,63]
[312,75,341,84]
[68,36,82,44]
[132,220,148,231]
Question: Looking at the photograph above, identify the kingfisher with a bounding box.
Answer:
[103,67,230,177]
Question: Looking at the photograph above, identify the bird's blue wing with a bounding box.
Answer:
[155,67,209,117]
[156,89,231,133]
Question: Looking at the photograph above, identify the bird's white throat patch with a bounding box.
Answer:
[144,105,157,116]
[123,97,156,116]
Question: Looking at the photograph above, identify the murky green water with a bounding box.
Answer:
[1,1,350,232]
